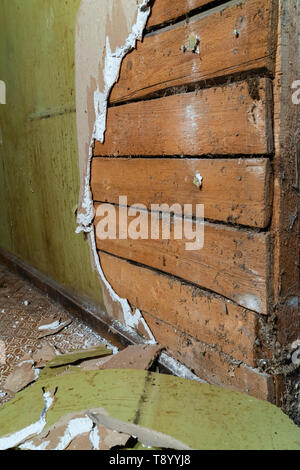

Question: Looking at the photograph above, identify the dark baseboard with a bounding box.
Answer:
[0,247,194,379]
[0,247,138,351]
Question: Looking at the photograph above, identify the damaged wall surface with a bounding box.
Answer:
[77,0,300,418]
[0,0,299,421]
[0,0,108,309]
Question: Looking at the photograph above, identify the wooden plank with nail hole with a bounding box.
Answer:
[100,251,260,366]
[91,158,273,228]
[94,205,270,314]
[112,0,276,103]
[94,78,273,156]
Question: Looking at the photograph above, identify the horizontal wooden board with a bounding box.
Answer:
[95,79,273,156]
[147,0,212,28]
[142,315,275,401]
[94,206,270,314]
[112,0,275,103]
[100,251,260,365]
[91,158,272,228]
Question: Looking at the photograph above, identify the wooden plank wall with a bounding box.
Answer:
[91,0,279,401]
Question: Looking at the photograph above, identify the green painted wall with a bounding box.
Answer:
[0,0,105,310]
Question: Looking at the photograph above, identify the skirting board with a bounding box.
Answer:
[0,246,199,380]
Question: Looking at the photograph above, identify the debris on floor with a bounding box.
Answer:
[0,263,300,450]
[0,342,300,450]
[37,316,72,339]
[0,262,112,404]
[3,355,37,396]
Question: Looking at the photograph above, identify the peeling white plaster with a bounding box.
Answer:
[20,440,51,451]
[34,368,42,381]
[235,294,262,313]
[0,391,54,451]
[76,0,151,233]
[159,353,206,383]
[38,320,61,331]
[90,230,156,345]
[76,0,156,344]
[89,424,101,450]
[17,359,34,368]
[20,416,95,451]
[53,416,94,451]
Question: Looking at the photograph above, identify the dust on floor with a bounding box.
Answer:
[0,262,108,402]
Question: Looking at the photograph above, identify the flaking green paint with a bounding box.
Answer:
[0,0,105,310]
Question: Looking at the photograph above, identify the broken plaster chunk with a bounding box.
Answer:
[87,409,191,450]
[37,316,72,339]
[38,319,61,331]
[96,344,163,371]
[20,412,131,451]
[3,357,37,395]
[20,412,94,451]
[0,388,56,451]
[32,344,59,368]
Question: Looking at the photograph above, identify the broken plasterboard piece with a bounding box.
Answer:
[78,344,162,372]
[19,412,95,451]
[1,370,300,450]
[158,353,206,383]
[32,344,59,368]
[45,345,113,368]
[0,388,56,451]
[96,344,163,371]
[87,409,191,450]
[38,316,72,339]
[20,412,131,451]
[3,357,38,395]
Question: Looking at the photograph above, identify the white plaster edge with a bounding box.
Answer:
[0,391,54,451]
[89,424,101,450]
[158,353,207,383]
[20,416,95,451]
[75,0,156,345]
[38,320,61,331]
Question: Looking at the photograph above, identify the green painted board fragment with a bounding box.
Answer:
[38,370,300,450]
[126,442,161,451]
[46,346,112,368]
[1,370,300,450]
[0,384,45,440]
[39,364,80,380]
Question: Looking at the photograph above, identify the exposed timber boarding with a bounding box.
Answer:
[94,79,273,156]
[91,158,273,228]
[271,0,300,413]
[111,0,277,104]
[94,205,270,314]
[100,251,263,366]
[138,312,275,402]
[147,0,214,28]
